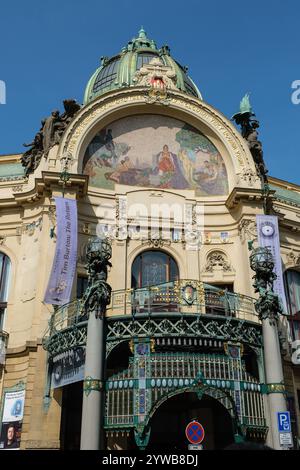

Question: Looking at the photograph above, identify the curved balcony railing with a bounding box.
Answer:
[43,281,260,339]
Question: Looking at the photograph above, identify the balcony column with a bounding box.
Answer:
[80,309,106,449]
[80,237,112,450]
[262,319,287,449]
[249,245,288,450]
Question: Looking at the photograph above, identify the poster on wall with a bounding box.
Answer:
[256,215,288,312]
[44,197,78,305]
[0,389,25,450]
[51,347,86,389]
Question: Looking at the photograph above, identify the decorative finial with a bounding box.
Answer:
[138,26,147,39]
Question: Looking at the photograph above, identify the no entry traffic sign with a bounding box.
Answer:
[185,420,205,445]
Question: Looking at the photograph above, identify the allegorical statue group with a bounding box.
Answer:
[21,99,81,176]
[232,94,268,184]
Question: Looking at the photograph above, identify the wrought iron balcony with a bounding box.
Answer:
[108,281,259,321]
[43,281,262,359]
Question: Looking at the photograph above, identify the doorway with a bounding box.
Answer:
[147,392,234,450]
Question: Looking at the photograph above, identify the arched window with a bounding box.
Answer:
[131,250,178,289]
[284,269,300,340]
[0,253,11,330]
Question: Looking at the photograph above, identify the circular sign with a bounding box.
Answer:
[185,420,205,445]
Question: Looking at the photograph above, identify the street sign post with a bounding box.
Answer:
[188,444,203,451]
[185,420,205,447]
[279,433,293,447]
[277,411,293,449]
[277,412,291,433]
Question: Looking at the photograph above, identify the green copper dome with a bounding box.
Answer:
[83,28,202,104]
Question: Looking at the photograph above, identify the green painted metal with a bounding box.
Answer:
[43,312,263,359]
[41,281,267,445]
[0,163,25,179]
[104,349,266,439]
[239,93,252,114]
[269,184,300,207]
[83,377,103,397]
[83,28,202,104]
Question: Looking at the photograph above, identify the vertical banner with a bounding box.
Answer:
[256,215,288,312]
[0,388,25,450]
[44,197,78,305]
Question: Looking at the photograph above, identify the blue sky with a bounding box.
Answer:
[0,0,299,183]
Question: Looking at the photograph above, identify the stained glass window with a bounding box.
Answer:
[131,250,178,289]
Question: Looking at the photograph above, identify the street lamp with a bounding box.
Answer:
[249,246,283,322]
[249,243,288,449]
[80,236,112,450]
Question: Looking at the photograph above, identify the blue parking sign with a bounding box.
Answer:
[277,412,291,433]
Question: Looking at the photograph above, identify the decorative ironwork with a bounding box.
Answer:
[42,280,263,359]
[83,377,103,396]
[224,341,244,359]
[265,383,286,394]
[43,312,262,360]
[105,351,266,436]
[106,315,262,347]
[81,237,112,318]
[174,280,205,306]
[249,245,283,322]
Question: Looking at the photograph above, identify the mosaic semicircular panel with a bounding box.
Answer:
[83,115,229,196]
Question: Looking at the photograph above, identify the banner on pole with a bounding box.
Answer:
[44,197,78,305]
[256,215,287,313]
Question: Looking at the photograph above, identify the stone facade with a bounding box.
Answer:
[0,33,300,450]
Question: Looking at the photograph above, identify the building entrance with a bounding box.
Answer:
[147,392,235,450]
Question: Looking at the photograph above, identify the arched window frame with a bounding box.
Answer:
[131,250,179,289]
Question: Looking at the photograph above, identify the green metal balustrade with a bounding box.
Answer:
[42,281,266,447]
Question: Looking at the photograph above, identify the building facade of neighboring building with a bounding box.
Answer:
[0,29,300,450]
